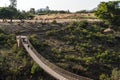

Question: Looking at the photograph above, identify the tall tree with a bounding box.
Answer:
[95,1,120,26]
[9,0,17,8]
[29,8,35,14]
[0,7,17,22]
[8,7,17,22]
[17,10,26,22]
[0,7,11,22]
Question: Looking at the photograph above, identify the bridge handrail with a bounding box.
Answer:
[26,36,92,80]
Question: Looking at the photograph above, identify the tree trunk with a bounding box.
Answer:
[3,18,5,22]
[10,18,12,23]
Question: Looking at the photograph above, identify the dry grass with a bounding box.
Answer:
[34,13,96,20]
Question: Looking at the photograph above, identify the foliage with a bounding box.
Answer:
[36,9,70,15]
[0,32,16,48]
[31,63,41,74]
[26,13,35,20]
[75,10,93,13]
[29,35,47,51]
[0,5,35,22]
[51,20,57,24]
[0,7,17,22]
[111,68,120,80]
[0,31,54,80]
[99,74,110,80]
[99,68,120,80]
[17,10,35,20]
[0,33,7,45]
[17,10,26,21]
[9,0,17,8]
[29,8,35,14]
[46,30,57,36]
[31,21,120,79]
[95,1,120,26]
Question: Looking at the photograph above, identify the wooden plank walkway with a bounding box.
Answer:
[17,36,92,80]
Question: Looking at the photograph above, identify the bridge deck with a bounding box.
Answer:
[17,36,92,80]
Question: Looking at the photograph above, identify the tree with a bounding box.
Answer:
[8,7,17,22]
[95,1,120,26]
[0,7,9,22]
[17,10,26,22]
[29,8,35,14]
[0,7,17,22]
[26,12,35,20]
[9,0,17,8]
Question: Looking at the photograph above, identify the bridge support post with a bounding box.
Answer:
[16,36,22,48]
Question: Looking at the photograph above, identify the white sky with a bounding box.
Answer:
[0,0,115,12]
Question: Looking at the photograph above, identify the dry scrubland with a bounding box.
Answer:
[34,13,96,20]
[0,1,120,80]
[0,19,120,80]
[0,13,98,23]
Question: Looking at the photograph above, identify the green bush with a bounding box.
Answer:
[30,35,47,51]
[45,30,57,36]
[52,20,57,24]
[31,63,42,74]
[99,74,109,80]
[111,68,120,80]
[78,20,88,28]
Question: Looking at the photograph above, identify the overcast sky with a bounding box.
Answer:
[0,0,115,12]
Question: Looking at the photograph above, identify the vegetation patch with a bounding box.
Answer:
[30,21,120,80]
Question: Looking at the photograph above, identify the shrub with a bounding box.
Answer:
[52,20,57,24]
[99,74,109,80]
[78,20,88,28]
[30,35,47,51]
[111,68,120,80]
[45,30,57,36]
[31,63,42,74]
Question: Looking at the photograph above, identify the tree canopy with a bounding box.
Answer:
[0,7,35,22]
[9,0,17,8]
[0,7,17,22]
[95,1,120,26]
